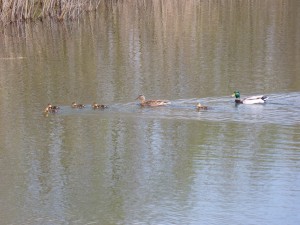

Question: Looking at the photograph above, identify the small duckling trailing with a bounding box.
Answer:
[44,103,59,114]
[92,103,108,109]
[72,102,85,109]
[196,103,208,110]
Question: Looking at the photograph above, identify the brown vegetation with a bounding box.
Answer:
[0,0,102,24]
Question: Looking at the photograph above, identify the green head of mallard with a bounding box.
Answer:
[232,91,240,98]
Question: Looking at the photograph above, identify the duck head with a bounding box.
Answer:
[136,95,146,102]
[44,107,50,113]
[232,91,240,98]
[196,103,203,108]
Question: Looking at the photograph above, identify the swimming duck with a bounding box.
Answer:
[136,95,169,107]
[232,91,268,104]
[47,103,60,110]
[196,103,208,110]
[92,103,108,109]
[72,102,85,108]
[44,105,58,114]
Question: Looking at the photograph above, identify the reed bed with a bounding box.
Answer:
[0,0,103,24]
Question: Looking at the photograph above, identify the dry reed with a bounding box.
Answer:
[0,0,103,24]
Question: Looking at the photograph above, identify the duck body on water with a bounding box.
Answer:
[196,103,208,110]
[92,103,109,109]
[135,95,170,107]
[44,103,59,114]
[232,91,268,104]
[72,102,85,109]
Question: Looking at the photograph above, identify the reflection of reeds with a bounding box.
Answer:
[0,0,102,24]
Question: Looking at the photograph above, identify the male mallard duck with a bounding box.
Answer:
[196,103,208,110]
[232,91,268,104]
[136,95,169,107]
[92,103,108,109]
[72,102,85,108]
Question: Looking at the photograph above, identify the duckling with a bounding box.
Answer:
[196,103,208,110]
[44,105,58,114]
[232,91,268,104]
[72,102,85,109]
[92,103,108,109]
[47,103,60,110]
[136,95,169,107]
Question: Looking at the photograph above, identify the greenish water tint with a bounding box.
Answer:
[0,1,300,224]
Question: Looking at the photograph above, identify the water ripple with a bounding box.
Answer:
[51,92,300,127]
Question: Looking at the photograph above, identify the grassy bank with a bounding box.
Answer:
[0,0,103,24]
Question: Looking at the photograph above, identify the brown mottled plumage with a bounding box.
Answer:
[196,103,208,110]
[92,103,108,109]
[72,102,85,109]
[47,103,60,110]
[44,104,59,114]
[136,95,169,107]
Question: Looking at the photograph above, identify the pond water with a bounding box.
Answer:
[0,1,300,224]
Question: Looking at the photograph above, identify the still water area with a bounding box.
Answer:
[0,1,300,224]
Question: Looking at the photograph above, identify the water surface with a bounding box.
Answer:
[0,1,300,224]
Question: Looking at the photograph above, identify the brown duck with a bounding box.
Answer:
[72,102,85,109]
[136,95,169,107]
[44,104,59,114]
[47,103,60,110]
[196,103,208,110]
[92,103,108,109]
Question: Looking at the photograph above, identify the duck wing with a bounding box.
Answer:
[244,95,264,100]
[144,99,169,106]
[243,95,268,104]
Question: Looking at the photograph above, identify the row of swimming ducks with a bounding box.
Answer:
[44,102,108,113]
[44,91,268,114]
